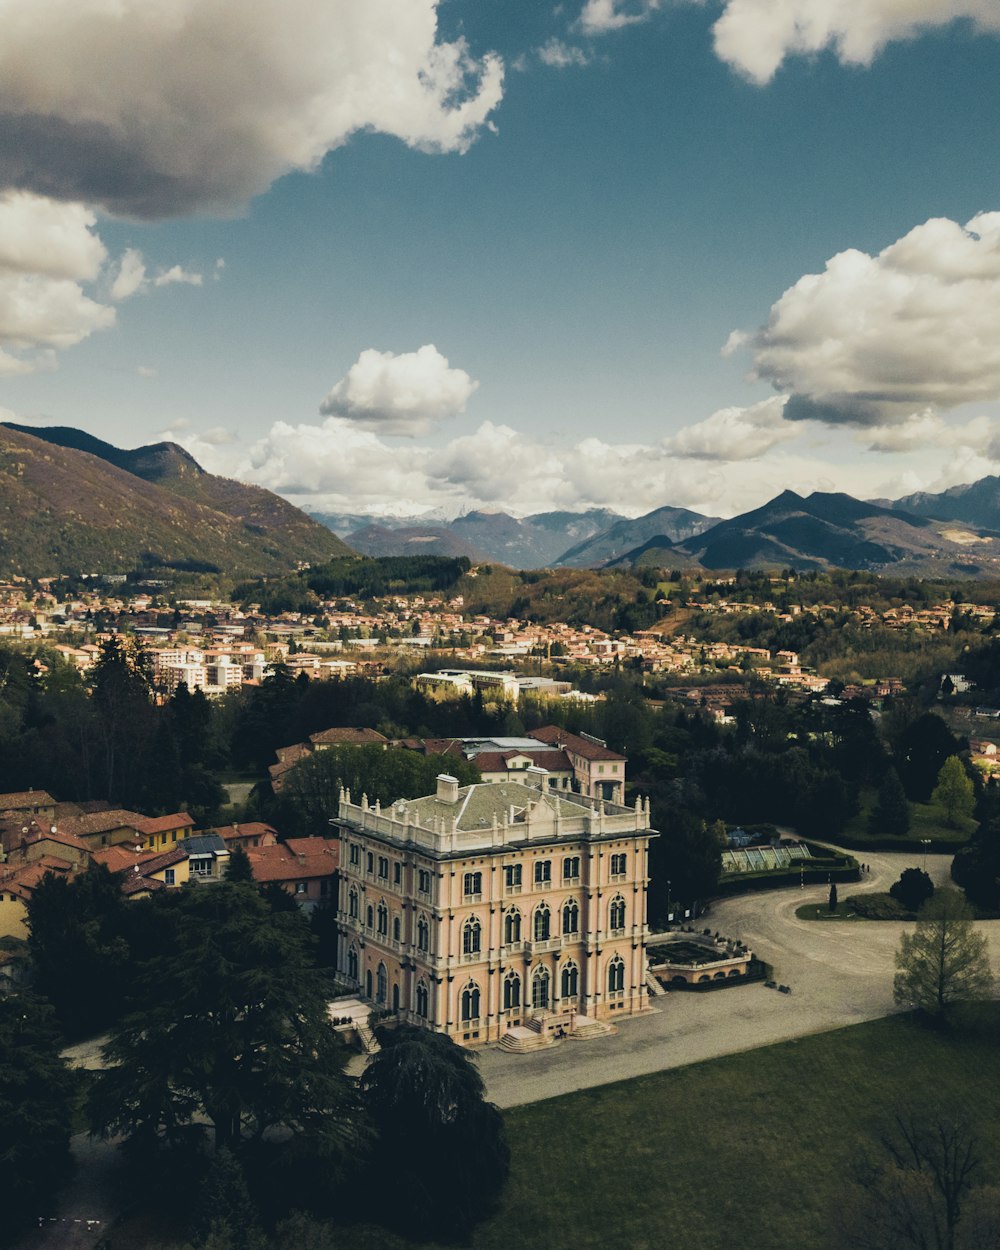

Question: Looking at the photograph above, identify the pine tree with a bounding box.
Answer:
[893,888,992,1018]
[869,768,910,837]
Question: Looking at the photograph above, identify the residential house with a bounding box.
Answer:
[246,837,339,908]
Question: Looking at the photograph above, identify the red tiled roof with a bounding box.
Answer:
[134,813,195,836]
[530,725,626,761]
[208,822,279,844]
[246,838,338,883]
[309,727,388,747]
[0,789,57,811]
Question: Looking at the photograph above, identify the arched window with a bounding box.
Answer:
[503,970,521,1010]
[392,915,401,942]
[377,902,388,936]
[561,961,579,999]
[562,898,579,935]
[417,915,429,952]
[531,966,550,1009]
[416,979,429,1018]
[504,908,521,945]
[461,981,481,1021]
[376,962,388,1004]
[608,955,625,994]
[462,916,481,956]
[366,904,374,930]
[348,887,359,920]
[533,904,551,942]
[347,944,358,981]
[609,895,626,932]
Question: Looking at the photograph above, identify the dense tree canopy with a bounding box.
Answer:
[359,1025,510,1240]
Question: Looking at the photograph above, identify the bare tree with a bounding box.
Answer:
[837,1113,1000,1250]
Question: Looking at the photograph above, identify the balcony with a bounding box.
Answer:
[525,937,562,955]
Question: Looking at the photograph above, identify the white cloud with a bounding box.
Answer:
[537,39,591,68]
[732,212,1000,427]
[0,0,503,219]
[664,396,797,460]
[136,364,158,378]
[578,0,660,34]
[319,345,479,436]
[111,250,205,300]
[0,192,106,280]
[712,0,1000,85]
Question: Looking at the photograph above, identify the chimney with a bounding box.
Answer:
[525,765,548,790]
[436,774,460,803]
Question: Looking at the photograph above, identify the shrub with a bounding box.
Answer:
[850,893,907,920]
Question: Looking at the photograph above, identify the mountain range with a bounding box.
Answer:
[0,424,351,578]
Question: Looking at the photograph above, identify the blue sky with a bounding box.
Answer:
[2,0,1000,519]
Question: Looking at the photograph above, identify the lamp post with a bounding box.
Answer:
[666,880,672,928]
[920,838,931,874]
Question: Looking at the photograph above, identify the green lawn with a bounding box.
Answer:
[334,1009,1000,1250]
[106,1008,1000,1250]
[842,787,977,845]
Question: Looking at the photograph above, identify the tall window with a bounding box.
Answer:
[376,901,389,935]
[366,851,374,874]
[533,904,551,942]
[392,915,401,942]
[503,970,521,1010]
[531,966,550,1009]
[610,852,627,877]
[378,856,389,880]
[376,963,387,1004]
[562,856,580,881]
[366,904,374,930]
[416,979,429,1018]
[348,887,359,919]
[417,868,431,895]
[463,871,483,898]
[504,863,522,890]
[534,860,551,885]
[349,843,360,867]
[417,916,429,952]
[561,961,579,999]
[608,955,625,994]
[347,944,358,980]
[393,861,402,885]
[609,895,626,932]
[462,917,482,956]
[461,981,481,1021]
[562,899,579,935]
[504,908,522,945]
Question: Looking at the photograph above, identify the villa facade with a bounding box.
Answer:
[333,769,656,1045]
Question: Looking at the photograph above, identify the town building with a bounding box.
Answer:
[333,769,656,1046]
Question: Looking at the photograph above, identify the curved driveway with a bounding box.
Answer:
[477,847,1000,1109]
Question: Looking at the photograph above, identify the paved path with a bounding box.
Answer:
[15,1134,120,1250]
[476,847,1000,1108]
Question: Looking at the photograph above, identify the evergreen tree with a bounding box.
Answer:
[889,867,934,913]
[869,767,910,837]
[360,1025,510,1240]
[91,882,360,1160]
[0,993,76,1240]
[829,882,838,912]
[224,844,255,883]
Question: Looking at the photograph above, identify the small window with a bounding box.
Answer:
[534,860,551,886]
[562,856,580,881]
[366,851,374,874]
[164,868,175,886]
[295,881,308,895]
[378,856,389,880]
[463,871,482,898]
[349,843,360,867]
[504,863,522,890]
[393,861,402,885]
[366,904,374,929]
[418,869,431,895]
[610,852,627,877]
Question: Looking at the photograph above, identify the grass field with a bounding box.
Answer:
[107,1008,1000,1250]
[842,787,977,846]
[330,1008,1000,1250]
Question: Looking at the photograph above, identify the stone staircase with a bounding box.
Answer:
[645,970,667,997]
[570,1015,615,1040]
[499,1024,555,1053]
[356,1021,380,1054]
